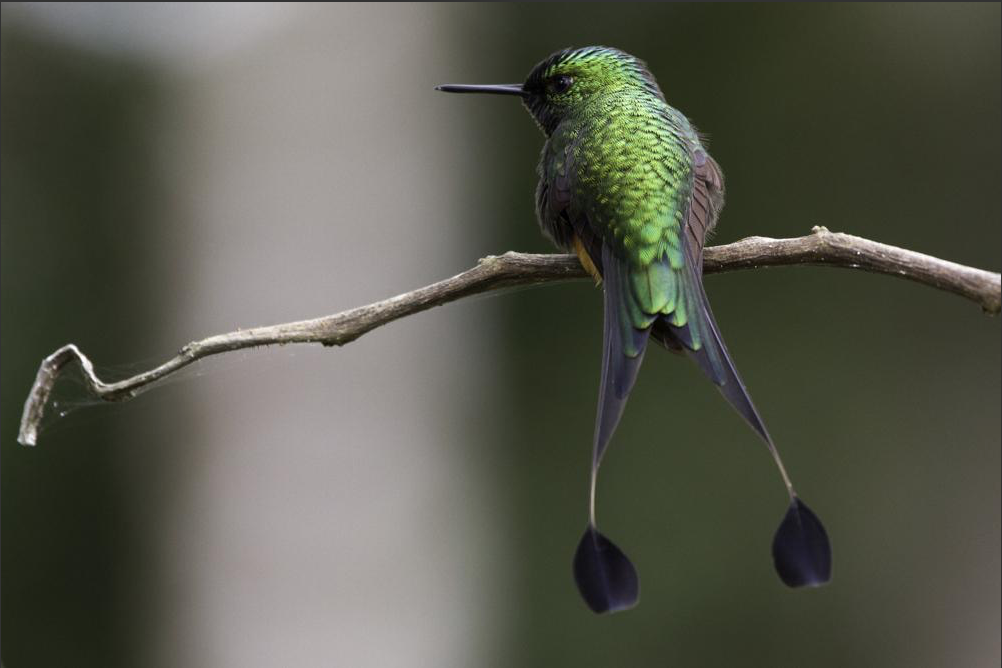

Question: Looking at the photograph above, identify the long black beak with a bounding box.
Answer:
[435,83,526,97]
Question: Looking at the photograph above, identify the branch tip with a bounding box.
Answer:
[18,231,1000,446]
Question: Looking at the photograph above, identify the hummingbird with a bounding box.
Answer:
[438,46,831,614]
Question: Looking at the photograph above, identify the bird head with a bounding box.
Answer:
[437,46,664,135]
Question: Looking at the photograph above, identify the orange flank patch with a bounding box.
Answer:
[573,235,603,285]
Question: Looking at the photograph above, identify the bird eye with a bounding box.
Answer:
[549,75,573,94]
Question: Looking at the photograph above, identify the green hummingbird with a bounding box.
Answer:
[438,46,831,613]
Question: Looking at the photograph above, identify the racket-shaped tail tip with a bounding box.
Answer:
[573,524,639,614]
[772,497,832,588]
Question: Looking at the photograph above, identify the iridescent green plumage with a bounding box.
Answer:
[528,47,734,469]
[437,46,831,615]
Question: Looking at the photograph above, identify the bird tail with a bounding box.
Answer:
[651,244,785,486]
[592,245,652,472]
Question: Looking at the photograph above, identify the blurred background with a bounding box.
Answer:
[2,3,999,667]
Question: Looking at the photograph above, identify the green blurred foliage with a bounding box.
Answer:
[1,24,165,668]
[1,5,999,667]
[451,4,1000,666]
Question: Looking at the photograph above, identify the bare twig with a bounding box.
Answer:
[18,227,1000,446]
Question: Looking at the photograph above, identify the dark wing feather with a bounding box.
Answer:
[535,133,580,252]
[685,148,725,275]
[651,148,774,445]
[650,149,722,349]
[670,244,773,445]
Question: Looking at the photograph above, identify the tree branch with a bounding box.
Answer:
[18,226,1000,446]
